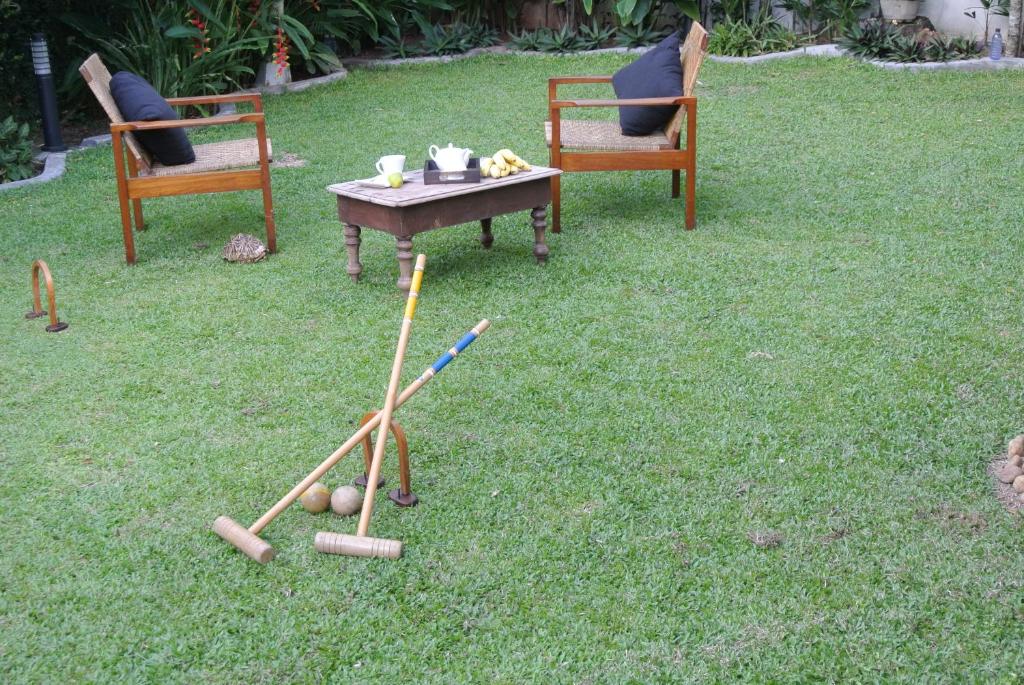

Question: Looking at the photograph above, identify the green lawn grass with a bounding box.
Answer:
[2,53,1024,682]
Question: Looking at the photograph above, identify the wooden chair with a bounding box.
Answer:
[79,54,276,264]
[546,22,708,232]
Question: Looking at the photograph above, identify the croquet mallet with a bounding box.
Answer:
[214,255,430,562]
[313,254,425,559]
[213,317,489,563]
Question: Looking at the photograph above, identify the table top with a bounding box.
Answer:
[327,165,561,208]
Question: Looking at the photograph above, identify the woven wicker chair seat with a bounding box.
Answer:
[544,120,671,151]
[146,138,272,177]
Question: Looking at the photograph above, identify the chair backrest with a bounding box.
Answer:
[79,53,152,172]
[664,22,708,145]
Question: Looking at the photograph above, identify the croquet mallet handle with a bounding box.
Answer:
[356,254,426,537]
[246,317,491,536]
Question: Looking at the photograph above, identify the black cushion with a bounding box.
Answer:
[109,72,195,166]
[611,32,684,136]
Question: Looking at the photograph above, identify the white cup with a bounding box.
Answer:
[375,154,406,177]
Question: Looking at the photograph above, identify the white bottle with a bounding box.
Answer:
[990,28,1003,60]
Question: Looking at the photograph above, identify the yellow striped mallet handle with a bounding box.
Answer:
[212,318,491,563]
[356,253,426,538]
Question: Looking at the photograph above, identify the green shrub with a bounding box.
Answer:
[614,20,671,48]
[537,25,587,53]
[840,21,982,63]
[0,116,35,183]
[509,29,546,52]
[420,23,474,56]
[377,30,424,59]
[577,18,615,50]
[66,0,265,99]
[707,14,800,57]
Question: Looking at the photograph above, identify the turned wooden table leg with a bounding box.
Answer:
[480,217,494,249]
[531,206,549,264]
[396,236,414,292]
[344,224,362,283]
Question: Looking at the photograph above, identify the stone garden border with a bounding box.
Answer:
[4,42,1021,193]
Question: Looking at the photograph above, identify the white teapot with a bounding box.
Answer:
[429,143,472,172]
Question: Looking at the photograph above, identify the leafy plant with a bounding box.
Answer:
[0,116,35,183]
[708,12,800,56]
[465,21,500,48]
[924,35,960,62]
[377,29,423,59]
[819,0,870,39]
[509,28,546,51]
[615,19,671,47]
[537,24,587,52]
[577,18,616,50]
[838,20,900,59]
[890,32,925,62]
[951,35,981,57]
[420,23,474,55]
[964,0,1010,45]
[775,0,827,36]
[840,20,978,63]
[66,0,264,98]
[588,0,699,26]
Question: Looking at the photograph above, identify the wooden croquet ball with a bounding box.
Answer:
[331,485,362,516]
[299,483,331,513]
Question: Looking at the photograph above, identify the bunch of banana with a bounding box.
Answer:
[480,149,532,179]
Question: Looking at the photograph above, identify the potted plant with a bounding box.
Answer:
[880,0,921,22]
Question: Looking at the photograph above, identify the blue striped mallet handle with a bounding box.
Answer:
[313,321,493,558]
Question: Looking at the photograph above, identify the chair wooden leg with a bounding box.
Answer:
[126,156,145,231]
[111,132,136,264]
[118,194,136,263]
[132,199,144,231]
[672,170,680,199]
[551,175,561,233]
[685,167,696,230]
[261,181,276,254]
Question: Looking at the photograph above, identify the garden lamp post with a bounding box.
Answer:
[30,33,66,152]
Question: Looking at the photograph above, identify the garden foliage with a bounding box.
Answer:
[840,20,982,62]
[0,115,34,183]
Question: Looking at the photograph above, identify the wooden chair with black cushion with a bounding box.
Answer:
[546,22,708,232]
[79,53,276,264]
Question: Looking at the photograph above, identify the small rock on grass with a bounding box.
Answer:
[1009,434,1024,458]
[998,465,1023,484]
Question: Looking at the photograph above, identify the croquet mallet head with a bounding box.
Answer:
[213,516,275,564]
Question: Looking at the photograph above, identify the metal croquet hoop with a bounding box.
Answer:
[25,260,68,332]
[355,410,418,507]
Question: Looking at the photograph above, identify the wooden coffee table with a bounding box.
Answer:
[327,166,561,291]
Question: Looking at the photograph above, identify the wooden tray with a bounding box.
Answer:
[423,158,481,184]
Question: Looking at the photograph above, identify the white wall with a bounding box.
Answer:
[920,0,1009,40]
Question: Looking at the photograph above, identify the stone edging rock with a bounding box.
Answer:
[341,44,654,69]
[344,41,1024,72]
[708,42,1024,70]
[708,44,843,63]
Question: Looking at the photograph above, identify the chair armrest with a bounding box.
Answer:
[165,93,263,108]
[548,76,613,86]
[551,96,695,109]
[110,112,264,133]
[548,75,613,103]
